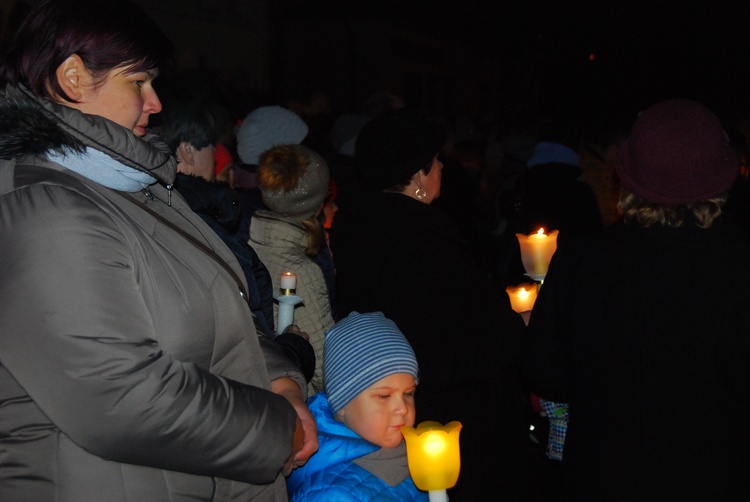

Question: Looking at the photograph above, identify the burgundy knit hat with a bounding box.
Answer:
[616,99,739,204]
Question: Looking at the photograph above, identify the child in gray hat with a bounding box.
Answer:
[286,311,428,501]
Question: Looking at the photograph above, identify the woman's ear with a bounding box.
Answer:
[411,170,424,188]
[177,142,195,165]
[55,54,89,102]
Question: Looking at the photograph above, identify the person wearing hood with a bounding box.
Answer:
[0,1,316,500]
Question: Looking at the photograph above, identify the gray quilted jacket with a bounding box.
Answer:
[249,212,334,394]
[0,85,303,501]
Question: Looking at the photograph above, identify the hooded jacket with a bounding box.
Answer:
[286,392,426,502]
[0,85,303,501]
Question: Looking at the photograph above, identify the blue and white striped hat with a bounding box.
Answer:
[324,311,419,415]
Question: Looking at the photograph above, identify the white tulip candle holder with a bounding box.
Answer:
[516,228,559,284]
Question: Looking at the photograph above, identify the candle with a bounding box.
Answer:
[280,272,297,294]
[505,282,538,313]
[277,271,302,334]
[401,421,462,502]
[516,228,559,279]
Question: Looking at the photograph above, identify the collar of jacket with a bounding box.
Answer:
[0,84,176,185]
[175,173,240,229]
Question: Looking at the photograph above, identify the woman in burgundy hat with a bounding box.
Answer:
[524,99,748,500]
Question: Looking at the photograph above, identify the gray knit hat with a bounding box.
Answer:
[236,106,309,165]
[257,144,330,221]
[324,311,419,415]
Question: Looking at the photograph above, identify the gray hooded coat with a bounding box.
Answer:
[0,85,303,501]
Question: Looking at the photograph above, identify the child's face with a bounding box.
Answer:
[337,373,417,448]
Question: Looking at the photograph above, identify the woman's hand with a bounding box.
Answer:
[271,377,318,475]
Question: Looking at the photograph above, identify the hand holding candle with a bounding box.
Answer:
[516,228,559,281]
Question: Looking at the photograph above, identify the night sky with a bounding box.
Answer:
[281,0,750,117]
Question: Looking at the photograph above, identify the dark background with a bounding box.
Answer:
[3,0,749,126]
[271,0,750,122]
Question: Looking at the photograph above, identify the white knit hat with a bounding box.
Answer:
[236,106,309,165]
[324,311,419,415]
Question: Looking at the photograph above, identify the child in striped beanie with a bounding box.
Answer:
[286,311,427,501]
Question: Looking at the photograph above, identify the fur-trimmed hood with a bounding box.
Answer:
[0,85,176,184]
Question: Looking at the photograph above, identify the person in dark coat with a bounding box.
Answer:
[524,99,750,501]
[329,108,529,501]
[158,93,316,382]
[498,116,604,287]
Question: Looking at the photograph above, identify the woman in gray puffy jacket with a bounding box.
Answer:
[0,1,317,500]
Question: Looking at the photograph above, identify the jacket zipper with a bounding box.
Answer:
[142,185,173,207]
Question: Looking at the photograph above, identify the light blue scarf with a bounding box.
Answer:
[47,147,157,192]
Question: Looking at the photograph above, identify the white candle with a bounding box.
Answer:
[280,272,297,291]
[516,228,559,277]
[277,272,302,334]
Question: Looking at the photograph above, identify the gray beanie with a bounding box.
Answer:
[324,311,419,415]
[236,106,309,165]
[257,144,330,221]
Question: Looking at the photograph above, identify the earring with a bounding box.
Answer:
[415,188,427,200]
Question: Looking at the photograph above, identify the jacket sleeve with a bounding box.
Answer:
[291,262,334,394]
[0,183,296,483]
[257,324,309,397]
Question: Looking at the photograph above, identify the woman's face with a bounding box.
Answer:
[67,64,162,137]
[336,373,417,448]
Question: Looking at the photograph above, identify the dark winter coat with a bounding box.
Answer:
[330,191,529,501]
[524,218,750,500]
[175,173,316,382]
[175,173,276,335]
[499,162,604,286]
[0,85,302,501]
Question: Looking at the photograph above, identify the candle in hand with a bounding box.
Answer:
[505,283,538,313]
[516,228,559,277]
[280,272,297,294]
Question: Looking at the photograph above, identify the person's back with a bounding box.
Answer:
[524,99,750,500]
[250,144,335,393]
[287,312,427,502]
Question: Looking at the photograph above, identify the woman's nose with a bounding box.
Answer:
[145,89,162,114]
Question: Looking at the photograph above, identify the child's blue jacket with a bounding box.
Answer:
[287,392,428,501]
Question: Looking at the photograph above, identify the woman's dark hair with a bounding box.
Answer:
[383,158,435,194]
[0,0,173,102]
[157,94,218,152]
